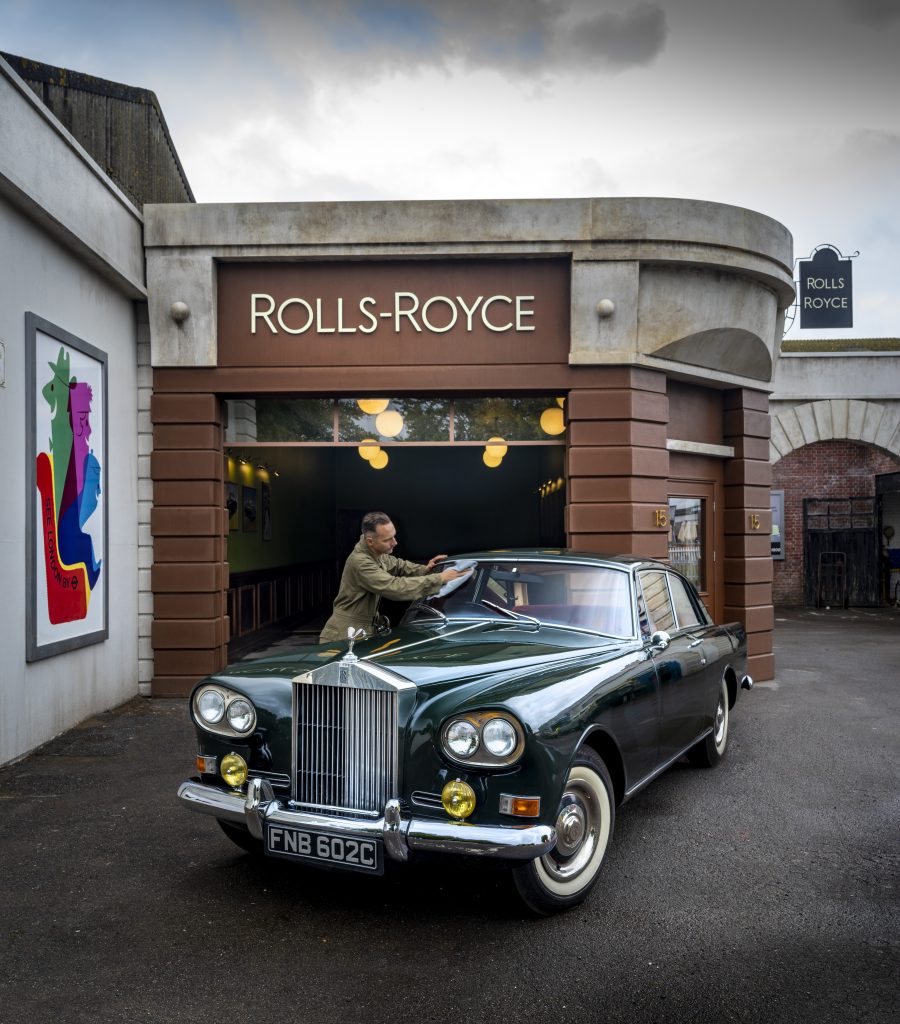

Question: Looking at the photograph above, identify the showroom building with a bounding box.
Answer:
[144,197,794,693]
[2,52,797,765]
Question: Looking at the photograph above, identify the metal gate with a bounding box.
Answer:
[804,497,879,607]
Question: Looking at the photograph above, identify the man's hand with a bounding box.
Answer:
[425,553,448,571]
[440,567,472,583]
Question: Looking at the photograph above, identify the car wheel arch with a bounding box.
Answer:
[723,665,738,709]
[577,727,626,807]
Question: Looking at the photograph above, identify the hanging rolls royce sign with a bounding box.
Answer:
[798,247,853,329]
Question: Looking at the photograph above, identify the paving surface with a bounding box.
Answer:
[1,608,898,1023]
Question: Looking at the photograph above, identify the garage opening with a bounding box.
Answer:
[223,396,567,658]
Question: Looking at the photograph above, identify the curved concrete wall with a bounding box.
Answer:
[145,196,794,387]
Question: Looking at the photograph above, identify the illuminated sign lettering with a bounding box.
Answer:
[250,291,536,337]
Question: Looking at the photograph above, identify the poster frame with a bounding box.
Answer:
[25,313,109,661]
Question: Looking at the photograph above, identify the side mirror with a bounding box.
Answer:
[650,630,671,651]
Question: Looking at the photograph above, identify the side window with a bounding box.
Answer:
[668,573,702,629]
[635,586,651,639]
[638,571,676,634]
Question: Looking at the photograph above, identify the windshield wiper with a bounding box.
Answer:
[480,599,541,630]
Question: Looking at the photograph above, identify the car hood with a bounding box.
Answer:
[223,620,627,695]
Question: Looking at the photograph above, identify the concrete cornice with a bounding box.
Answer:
[144,196,792,283]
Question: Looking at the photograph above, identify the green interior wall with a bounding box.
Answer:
[226,448,336,572]
[226,445,565,571]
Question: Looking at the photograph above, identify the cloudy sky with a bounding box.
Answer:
[3,0,899,338]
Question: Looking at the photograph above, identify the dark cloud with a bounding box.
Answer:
[841,0,900,26]
[558,5,669,68]
[242,0,668,75]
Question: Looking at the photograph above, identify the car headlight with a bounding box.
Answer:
[192,685,257,738]
[226,698,255,733]
[440,711,524,768]
[446,720,479,758]
[483,717,517,757]
[197,689,225,724]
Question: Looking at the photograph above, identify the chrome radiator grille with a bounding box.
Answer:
[294,680,398,817]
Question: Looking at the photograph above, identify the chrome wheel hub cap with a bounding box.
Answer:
[542,783,602,882]
[556,804,587,855]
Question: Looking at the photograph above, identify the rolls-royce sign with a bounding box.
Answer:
[216,259,570,369]
[250,291,536,336]
[798,247,853,329]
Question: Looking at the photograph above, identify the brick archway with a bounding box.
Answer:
[770,400,900,464]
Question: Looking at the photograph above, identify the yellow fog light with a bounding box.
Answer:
[442,779,476,820]
[220,753,248,790]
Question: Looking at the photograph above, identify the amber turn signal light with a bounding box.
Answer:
[499,795,541,818]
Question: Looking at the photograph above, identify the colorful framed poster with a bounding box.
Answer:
[26,313,108,661]
[242,484,257,532]
[225,482,239,531]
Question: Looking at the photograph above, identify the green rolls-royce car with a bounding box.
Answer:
[178,551,752,915]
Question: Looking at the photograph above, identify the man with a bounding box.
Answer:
[319,511,470,643]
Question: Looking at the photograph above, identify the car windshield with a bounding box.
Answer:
[412,561,635,638]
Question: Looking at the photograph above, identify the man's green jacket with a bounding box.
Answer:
[319,535,443,643]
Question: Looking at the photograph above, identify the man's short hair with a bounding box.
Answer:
[362,511,392,536]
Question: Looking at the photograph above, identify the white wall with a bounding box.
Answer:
[0,58,145,764]
[0,199,140,763]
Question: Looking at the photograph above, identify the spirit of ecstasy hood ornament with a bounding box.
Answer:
[341,626,367,664]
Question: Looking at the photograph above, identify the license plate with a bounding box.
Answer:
[265,824,383,874]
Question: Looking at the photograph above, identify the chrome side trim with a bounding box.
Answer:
[411,790,444,809]
[248,769,291,790]
[177,782,556,862]
[622,732,713,800]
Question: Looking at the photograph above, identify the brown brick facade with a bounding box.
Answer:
[150,392,228,696]
[723,389,774,682]
[772,440,900,606]
[567,376,774,679]
[566,368,670,558]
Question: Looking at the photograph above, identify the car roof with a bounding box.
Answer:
[448,548,669,572]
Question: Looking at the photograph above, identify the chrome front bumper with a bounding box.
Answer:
[178,779,556,863]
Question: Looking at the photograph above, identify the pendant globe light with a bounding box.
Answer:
[358,399,390,415]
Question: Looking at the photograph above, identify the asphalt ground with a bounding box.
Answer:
[1,608,898,1024]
